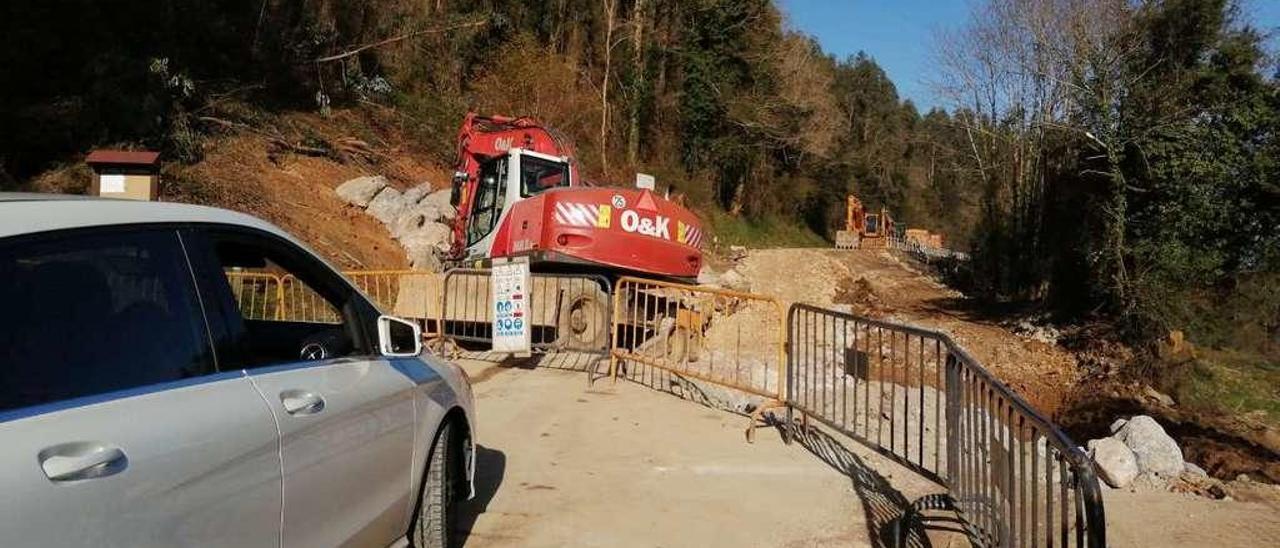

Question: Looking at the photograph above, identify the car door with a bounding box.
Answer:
[0,227,281,547]
[190,226,417,548]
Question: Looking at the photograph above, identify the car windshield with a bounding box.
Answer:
[519,155,570,197]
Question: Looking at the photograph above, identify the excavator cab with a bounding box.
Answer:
[462,148,573,258]
[466,158,508,247]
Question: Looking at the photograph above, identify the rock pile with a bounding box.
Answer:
[1087,415,1192,489]
[335,175,455,270]
[1009,315,1062,345]
[696,246,753,294]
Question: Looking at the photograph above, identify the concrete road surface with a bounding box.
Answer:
[452,355,955,547]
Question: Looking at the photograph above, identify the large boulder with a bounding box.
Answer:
[1088,437,1139,488]
[718,268,752,293]
[335,175,389,207]
[403,244,443,271]
[399,222,453,255]
[400,183,431,206]
[366,186,408,225]
[1115,415,1184,477]
[420,188,457,220]
[391,201,454,240]
[696,265,720,286]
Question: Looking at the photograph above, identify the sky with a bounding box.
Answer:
[780,0,1280,113]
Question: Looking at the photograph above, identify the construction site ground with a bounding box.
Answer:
[452,354,953,548]
[452,353,1280,547]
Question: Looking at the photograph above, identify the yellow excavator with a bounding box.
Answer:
[834,195,893,249]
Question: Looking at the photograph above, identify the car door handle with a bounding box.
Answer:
[39,444,128,482]
[280,390,325,415]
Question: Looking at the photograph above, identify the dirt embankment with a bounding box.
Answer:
[729,247,1280,491]
[733,248,1079,415]
[31,107,446,271]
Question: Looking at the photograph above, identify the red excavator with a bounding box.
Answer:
[448,112,704,281]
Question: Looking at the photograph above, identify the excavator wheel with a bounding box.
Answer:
[555,286,610,351]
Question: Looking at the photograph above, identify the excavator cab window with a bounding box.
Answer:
[519,155,569,197]
[467,157,508,246]
[865,214,880,235]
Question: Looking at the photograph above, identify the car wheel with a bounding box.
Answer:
[411,422,457,548]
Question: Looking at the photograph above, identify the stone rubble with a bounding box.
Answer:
[334,175,388,207]
[335,176,456,270]
[1114,415,1185,477]
[1087,436,1140,488]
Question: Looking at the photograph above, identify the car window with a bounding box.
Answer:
[0,229,214,413]
[207,232,367,368]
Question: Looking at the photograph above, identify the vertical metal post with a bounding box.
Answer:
[944,352,961,484]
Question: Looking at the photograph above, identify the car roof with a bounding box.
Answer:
[0,193,295,245]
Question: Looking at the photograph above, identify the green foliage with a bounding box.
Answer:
[702,209,828,249]
[1172,349,1280,427]
[946,0,1278,363]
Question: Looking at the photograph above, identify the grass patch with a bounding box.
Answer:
[702,209,828,249]
[1171,348,1280,428]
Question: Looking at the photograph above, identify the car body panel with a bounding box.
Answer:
[246,358,419,548]
[0,373,281,547]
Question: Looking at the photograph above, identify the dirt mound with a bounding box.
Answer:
[832,275,882,315]
[735,248,1079,414]
[165,107,448,270]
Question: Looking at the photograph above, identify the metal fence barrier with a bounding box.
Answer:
[439,268,612,353]
[225,271,284,321]
[343,270,443,337]
[608,276,787,439]
[787,303,1105,547]
[225,270,443,334]
[280,274,342,324]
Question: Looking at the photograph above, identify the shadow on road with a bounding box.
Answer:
[455,445,505,547]
[790,424,967,548]
[608,360,753,417]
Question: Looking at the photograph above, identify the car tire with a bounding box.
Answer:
[411,422,456,548]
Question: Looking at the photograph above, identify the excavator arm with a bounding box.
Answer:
[450,113,583,258]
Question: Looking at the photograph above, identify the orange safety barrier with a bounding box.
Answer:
[224,271,285,321]
[608,276,788,441]
[342,270,443,338]
[225,270,443,335]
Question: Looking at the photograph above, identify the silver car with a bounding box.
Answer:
[0,194,475,548]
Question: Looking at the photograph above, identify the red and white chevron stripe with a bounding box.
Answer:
[553,202,600,227]
[684,225,703,247]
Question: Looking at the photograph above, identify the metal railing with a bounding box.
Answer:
[438,268,612,353]
[344,270,443,337]
[279,274,342,324]
[224,270,443,332]
[608,276,788,438]
[787,303,1105,547]
[224,271,284,321]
